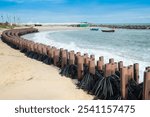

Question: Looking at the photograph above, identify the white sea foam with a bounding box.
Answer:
[23,30,150,82]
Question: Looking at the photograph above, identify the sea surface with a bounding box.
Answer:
[23,28,150,82]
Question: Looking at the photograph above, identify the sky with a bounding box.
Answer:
[0,0,150,23]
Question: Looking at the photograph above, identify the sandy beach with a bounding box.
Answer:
[0,26,93,100]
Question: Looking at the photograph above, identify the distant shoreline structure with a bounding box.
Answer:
[20,22,150,30]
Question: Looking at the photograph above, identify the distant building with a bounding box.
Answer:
[71,22,90,27]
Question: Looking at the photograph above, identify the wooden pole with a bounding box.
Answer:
[99,56,104,62]
[111,63,116,74]
[114,62,118,71]
[61,50,67,68]
[146,66,150,71]
[118,61,123,71]
[121,67,128,99]
[97,60,103,71]
[143,70,150,100]
[105,63,112,77]
[85,57,90,66]
[54,49,59,66]
[128,65,134,80]
[134,63,139,83]
[83,53,88,65]
[75,52,81,65]
[69,51,75,65]
[109,58,114,63]
[77,56,84,81]
[89,59,95,75]
[90,54,95,60]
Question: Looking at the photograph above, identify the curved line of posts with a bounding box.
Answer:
[1,28,150,100]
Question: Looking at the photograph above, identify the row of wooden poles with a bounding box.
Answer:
[1,28,150,100]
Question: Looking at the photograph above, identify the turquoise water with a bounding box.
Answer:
[23,28,150,82]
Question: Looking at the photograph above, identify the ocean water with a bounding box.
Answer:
[23,28,150,82]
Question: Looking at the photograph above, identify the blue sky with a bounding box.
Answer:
[0,0,150,23]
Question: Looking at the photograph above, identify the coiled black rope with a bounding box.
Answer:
[60,59,78,79]
[128,79,143,100]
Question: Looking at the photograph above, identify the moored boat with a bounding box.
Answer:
[90,28,99,31]
[101,29,115,32]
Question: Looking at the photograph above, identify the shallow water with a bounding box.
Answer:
[23,28,150,82]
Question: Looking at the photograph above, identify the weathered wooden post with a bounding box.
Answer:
[146,66,150,70]
[143,70,150,100]
[61,50,67,68]
[114,62,118,71]
[111,63,116,74]
[97,56,104,71]
[134,63,139,83]
[118,61,123,71]
[128,65,134,80]
[51,47,56,60]
[47,46,52,58]
[54,49,59,66]
[121,67,128,99]
[89,59,95,75]
[85,57,90,66]
[69,51,75,65]
[97,60,104,71]
[109,58,114,63]
[37,44,42,54]
[99,56,104,62]
[90,54,95,60]
[75,52,81,65]
[77,56,84,81]
[83,53,88,65]
[42,45,47,56]
[105,63,112,77]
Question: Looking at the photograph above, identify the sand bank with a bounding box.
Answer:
[0,28,93,100]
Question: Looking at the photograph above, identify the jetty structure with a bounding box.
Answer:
[1,28,150,100]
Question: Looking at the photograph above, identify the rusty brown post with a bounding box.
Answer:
[109,58,114,63]
[54,49,59,66]
[76,52,81,56]
[84,53,88,58]
[83,53,88,64]
[146,66,150,71]
[114,62,118,71]
[47,46,51,58]
[69,51,75,65]
[90,54,95,60]
[97,60,104,71]
[61,50,67,68]
[105,63,112,77]
[31,42,34,52]
[77,56,84,81]
[143,70,150,100]
[128,65,134,80]
[134,63,139,83]
[75,52,81,65]
[51,47,56,59]
[121,67,128,100]
[111,63,116,74]
[89,59,95,75]
[118,61,123,71]
[99,56,104,62]
[59,48,63,59]
[42,45,47,55]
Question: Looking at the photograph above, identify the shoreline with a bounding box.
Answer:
[0,27,93,100]
[1,26,148,100]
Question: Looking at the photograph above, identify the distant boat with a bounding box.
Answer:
[101,29,115,32]
[90,28,99,31]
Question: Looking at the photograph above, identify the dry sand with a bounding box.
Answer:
[0,27,93,100]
